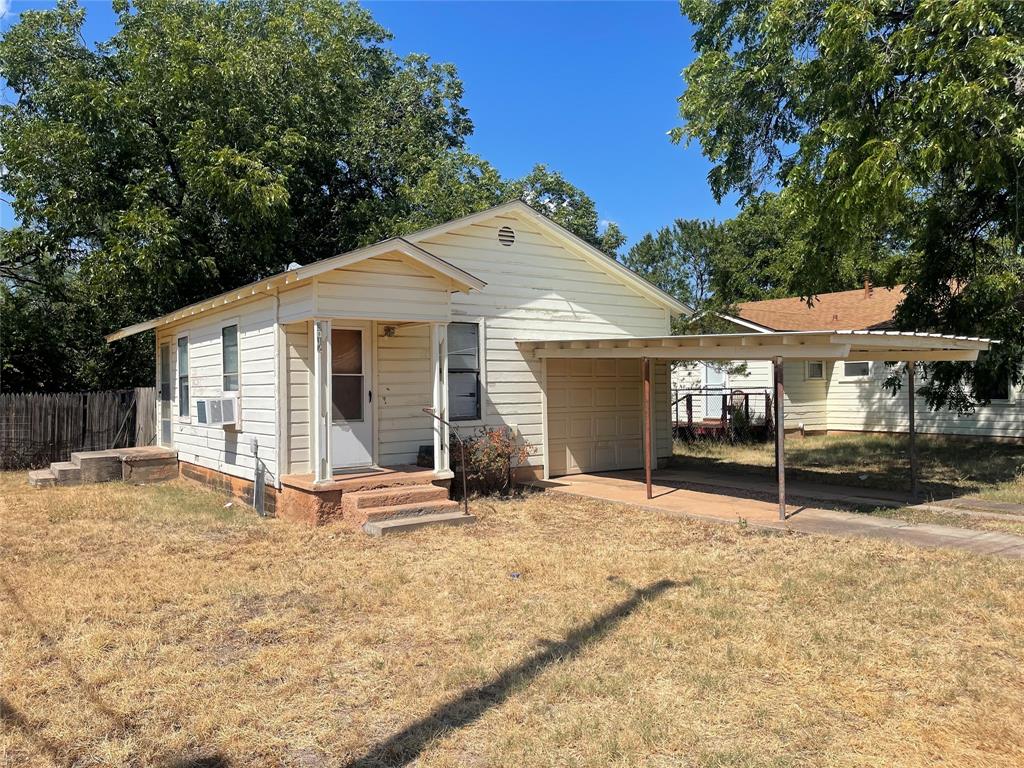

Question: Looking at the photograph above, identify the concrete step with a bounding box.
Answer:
[363,511,476,537]
[362,498,462,524]
[51,461,82,485]
[28,468,57,488]
[346,484,450,511]
[332,469,441,493]
[69,450,122,483]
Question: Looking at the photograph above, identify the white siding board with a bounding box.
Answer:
[284,321,312,473]
[414,215,672,472]
[156,296,279,486]
[825,362,1024,439]
[376,322,433,466]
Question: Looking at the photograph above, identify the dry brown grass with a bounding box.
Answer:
[868,505,1024,537]
[2,473,1024,768]
[674,433,1024,504]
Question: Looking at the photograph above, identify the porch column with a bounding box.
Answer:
[312,320,331,483]
[907,361,919,500]
[643,356,653,499]
[773,356,786,520]
[430,322,452,478]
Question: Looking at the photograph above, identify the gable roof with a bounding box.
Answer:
[105,238,485,342]
[732,285,906,332]
[107,201,690,343]
[405,200,691,317]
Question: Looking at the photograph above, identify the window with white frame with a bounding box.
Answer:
[222,324,239,392]
[843,361,871,378]
[448,322,481,421]
[976,351,1011,402]
[806,360,825,381]
[177,336,190,417]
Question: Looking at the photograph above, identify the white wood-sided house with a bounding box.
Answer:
[104,204,995,529]
[672,286,1021,441]
[106,202,687,525]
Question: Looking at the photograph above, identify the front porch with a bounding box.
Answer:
[271,239,485,531]
[278,463,467,531]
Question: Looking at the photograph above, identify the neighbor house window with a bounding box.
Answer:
[177,336,190,417]
[976,352,1010,402]
[843,361,870,378]
[806,360,824,381]
[222,324,239,392]
[979,378,1010,402]
[448,322,480,420]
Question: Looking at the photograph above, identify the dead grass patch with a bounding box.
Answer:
[674,432,1024,505]
[2,473,1023,767]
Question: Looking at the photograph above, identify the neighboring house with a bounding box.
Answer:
[107,201,689,520]
[672,284,1021,440]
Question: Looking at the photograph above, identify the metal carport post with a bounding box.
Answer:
[908,361,918,500]
[642,356,653,500]
[773,357,786,520]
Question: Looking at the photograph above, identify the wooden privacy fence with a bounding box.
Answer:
[0,388,156,470]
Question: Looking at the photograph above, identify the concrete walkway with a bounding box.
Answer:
[536,470,1024,559]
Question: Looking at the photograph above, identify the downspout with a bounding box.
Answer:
[272,288,282,491]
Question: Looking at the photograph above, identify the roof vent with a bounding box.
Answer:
[497,226,516,247]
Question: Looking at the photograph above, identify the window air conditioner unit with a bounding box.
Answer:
[195,394,240,428]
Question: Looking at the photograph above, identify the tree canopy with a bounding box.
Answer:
[676,0,1024,410]
[622,192,864,332]
[0,0,621,392]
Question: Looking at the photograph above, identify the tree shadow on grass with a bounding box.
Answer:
[343,578,679,768]
[0,571,229,768]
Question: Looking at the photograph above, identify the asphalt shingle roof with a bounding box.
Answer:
[736,285,905,331]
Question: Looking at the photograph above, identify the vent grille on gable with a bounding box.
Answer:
[497,226,516,246]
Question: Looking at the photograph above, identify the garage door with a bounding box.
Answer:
[547,357,644,476]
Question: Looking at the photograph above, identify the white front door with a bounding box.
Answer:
[330,322,373,469]
[704,364,727,420]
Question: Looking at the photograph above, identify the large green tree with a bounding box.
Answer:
[0,0,621,392]
[623,193,863,330]
[676,0,1024,410]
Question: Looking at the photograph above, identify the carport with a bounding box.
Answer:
[518,330,994,520]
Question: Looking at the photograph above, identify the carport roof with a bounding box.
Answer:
[517,330,994,362]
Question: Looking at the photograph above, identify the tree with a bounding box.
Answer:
[502,164,627,256]
[622,218,721,325]
[623,193,857,329]
[675,0,1024,409]
[0,0,625,391]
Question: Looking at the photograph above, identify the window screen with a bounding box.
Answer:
[844,361,870,377]
[222,325,239,392]
[448,322,480,420]
[177,337,189,417]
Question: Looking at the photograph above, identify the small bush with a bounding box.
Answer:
[452,426,532,496]
[729,400,755,441]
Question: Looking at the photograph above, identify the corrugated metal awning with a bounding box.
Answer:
[517,330,995,362]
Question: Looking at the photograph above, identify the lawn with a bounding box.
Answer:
[3,473,1024,768]
[673,432,1024,503]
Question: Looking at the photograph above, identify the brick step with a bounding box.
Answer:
[362,498,462,524]
[363,511,476,537]
[51,461,82,484]
[28,468,57,488]
[333,471,440,493]
[345,484,450,511]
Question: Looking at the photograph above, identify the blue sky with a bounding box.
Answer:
[1,0,736,247]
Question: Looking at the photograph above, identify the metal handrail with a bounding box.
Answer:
[422,407,470,517]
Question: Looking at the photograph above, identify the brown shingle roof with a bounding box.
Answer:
[735,285,905,331]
